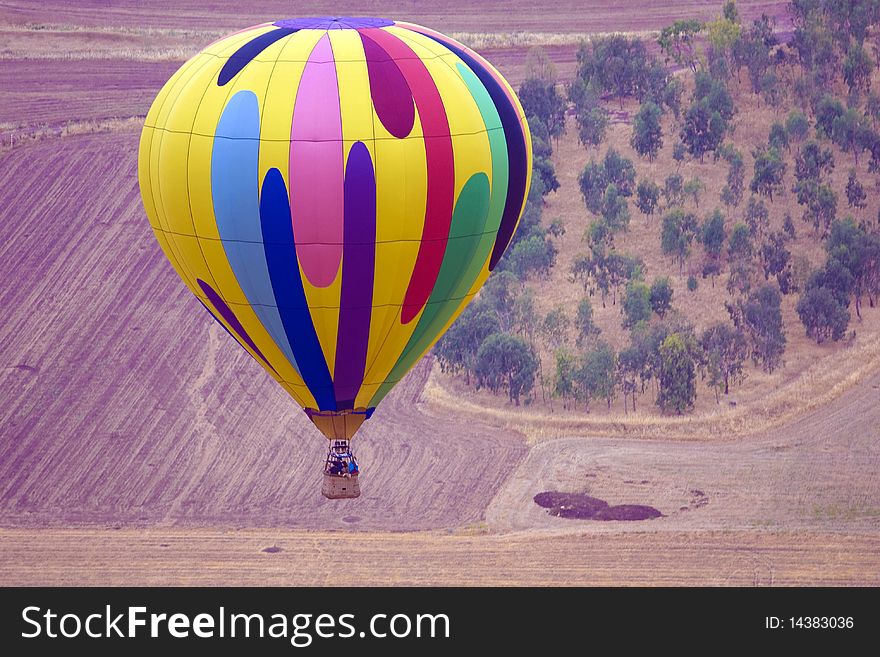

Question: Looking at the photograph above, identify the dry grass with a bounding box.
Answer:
[451,30,658,50]
[0,47,200,61]
[0,116,143,153]
[5,21,226,39]
[2,527,877,586]
[0,23,651,62]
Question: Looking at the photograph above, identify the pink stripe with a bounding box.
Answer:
[289,34,344,288]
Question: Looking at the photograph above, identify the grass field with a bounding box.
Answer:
[2,528,877,586]
[1,0,877,586]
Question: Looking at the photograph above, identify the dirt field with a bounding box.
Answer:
[0,131,527,531]
[1,128,877,585]
[1,528,877,586]
[0,1,790,33]
[0,0,792,135]
[487,369,880,533]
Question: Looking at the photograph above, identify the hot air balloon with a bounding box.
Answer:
[138,16,532,498]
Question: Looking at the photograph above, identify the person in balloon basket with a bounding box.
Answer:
[328,459,344,476]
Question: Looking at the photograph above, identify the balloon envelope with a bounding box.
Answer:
[139,17,532,439]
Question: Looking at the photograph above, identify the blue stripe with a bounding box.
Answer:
[211,90,300,374]
[260,167,337,411]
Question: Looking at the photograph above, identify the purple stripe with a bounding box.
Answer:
[333,142,376,408]
[359,32,415,138]
[197,278,276,373]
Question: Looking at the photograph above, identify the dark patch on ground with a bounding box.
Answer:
[262,545,283,554]
[342,516,361,524]
[594,505,663,521]
[534,491,663,521]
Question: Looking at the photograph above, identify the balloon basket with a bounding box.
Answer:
[322,472,360,499]
[321,440,361,499]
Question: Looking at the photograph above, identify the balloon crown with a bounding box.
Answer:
[273,17,395,30]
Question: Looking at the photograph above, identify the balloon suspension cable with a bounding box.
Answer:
[323,439,359,478]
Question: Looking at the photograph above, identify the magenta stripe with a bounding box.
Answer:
[333,142,376,408]
[360,32,415,138]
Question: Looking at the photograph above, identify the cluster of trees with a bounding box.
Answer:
[517,49,564,194]
[434,272,538,406]
[435,0,880,413]
[796,218,880,342]
[497,172,560,281]
[552,300,778,414]
[570,34,682,149]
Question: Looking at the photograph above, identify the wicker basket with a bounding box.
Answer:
[322,473,361,499]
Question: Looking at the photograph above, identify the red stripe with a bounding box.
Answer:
[358,28,454,324]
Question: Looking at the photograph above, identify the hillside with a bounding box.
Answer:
[432,7,880,438]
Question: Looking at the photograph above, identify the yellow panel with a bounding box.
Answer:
[141,130,196,287]
[145,56,214,286]
[368,110,427,380]
[150,227,199,294]
[155,54,219,134]
[359,242,425,390]
[303,277,342,376]
[330,31,374,144]
[138,125,161,230]
[305,304,342,376]
[155,130,197,236]
[144,53,209,129]
[194,236,311,394]
[186,132,217,239]
[373,125,427,241]
[449,130,492,198]
[260,58,306,144]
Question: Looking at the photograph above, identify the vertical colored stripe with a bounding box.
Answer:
[358,28,454,325]
[453,61,509,292]
[197,280,276,373]
[360,32,415,138]
[289,33,344,288]
[408,27,529,271]
[217,27,297,86]
[260,168,336,410]
[211,90,301,374]
[333,142,376,408]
